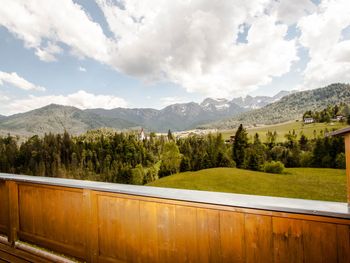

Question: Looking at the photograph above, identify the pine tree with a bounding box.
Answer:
[167,129,174,141]
[232,124,248,168]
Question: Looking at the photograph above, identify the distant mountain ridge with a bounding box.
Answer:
[231,90,292,109]
[0,104,137,136]
[0,87,328,135]
[205,83,350,129]
[87,98,245,132]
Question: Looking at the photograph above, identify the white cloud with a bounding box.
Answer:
[0,0,302,97]
[0,71,45,91]
[97,0,298,97]
[1,90,128,115]
[78,66,87,72]
[298,0,350,89]
[0,0,113,63]
[35,42,63,62]
[0,95,10,101]
[270,0,316,25]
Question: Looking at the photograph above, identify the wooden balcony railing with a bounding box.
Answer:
[0,173,349,263]
[3,124,350,262]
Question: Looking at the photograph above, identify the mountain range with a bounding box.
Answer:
[0,91,290,135]
[205,83,350,129]
[0,84,349,135]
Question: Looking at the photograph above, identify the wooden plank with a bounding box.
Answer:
[7,181,19,246]
[174,205,197,262]
[0,242,49,263]
[302,220,337,263]
[139,201,159,263]
[0,181,8,235]
[0,249,29,263]
[92,191,350,225]
[18,231,85,260]
[156,203,176,263]
[344,134,350,204]
[244,214,273,263]
[83,189,98,262]
[98,195,127,261]
[336,224,350,263]
[220,211,245,263]
[17,184,85,260]
[196,208,221,263]
[124,198,141,263]
[272,217,303,263]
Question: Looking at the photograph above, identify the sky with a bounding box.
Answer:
[0,0,350,115]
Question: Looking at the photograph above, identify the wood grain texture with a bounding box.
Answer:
[174,205,198,262]
[302,220,337,263]
[345,134,350,204]
[273,217,304,263]
[0,180,349,263]
[220,211,245,263]
[0,181,8,236]
[156,203,176,263]
[244,214,273,263]
[196,208,221,263]
[7,181,19,245]
[17,184,85,259]
[336,224,350,263]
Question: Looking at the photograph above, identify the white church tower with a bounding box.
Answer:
[139,128,146,140]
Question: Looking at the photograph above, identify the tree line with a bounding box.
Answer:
[231,124,345,173]
[0,125,345,184]
[303,102,350,124]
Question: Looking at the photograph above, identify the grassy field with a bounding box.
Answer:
[147,167,346,202]
[221,121,347,142]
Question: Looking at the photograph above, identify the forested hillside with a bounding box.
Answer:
[0,126,345,185]
[0,104,138,136]
[207,83,350,129]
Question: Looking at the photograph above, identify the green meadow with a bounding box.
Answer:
[221,121,346,142]
[147,167,346,202]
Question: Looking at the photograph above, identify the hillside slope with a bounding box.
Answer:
[87,100,245,132]
[148,167,346,202]
[206,83,350,129]
[0,104,137,135]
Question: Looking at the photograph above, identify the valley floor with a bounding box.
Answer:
[221,121,347,142]
[147,167,346,202]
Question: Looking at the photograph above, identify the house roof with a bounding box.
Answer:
[326,126,350,137]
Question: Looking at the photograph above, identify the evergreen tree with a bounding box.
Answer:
[167,129,174,141]
[232,124,248,168]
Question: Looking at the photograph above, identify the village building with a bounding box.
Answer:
[303,117,314,124]
[336,115,345,121]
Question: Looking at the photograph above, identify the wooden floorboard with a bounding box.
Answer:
[0,242,52,263]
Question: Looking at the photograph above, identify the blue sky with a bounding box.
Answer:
[0,0,349,115]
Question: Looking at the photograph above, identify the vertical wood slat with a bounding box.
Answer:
[273,218,304,263]
[337,224,350,263]
[6,181,19,246]
[139,201,159,263]
[174,205,197,263]
[83,189,99,263]
[196,208,221,263]
[220,211,245,263]
[0,181,9,235]
[244,214,273,263]
[124,199,141,263]
[156,203,176,263]
[344,134,350,204]
[302,221,337,263]
[1,179,350,262]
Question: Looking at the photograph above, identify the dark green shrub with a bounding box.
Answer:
[335,153,346,169]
